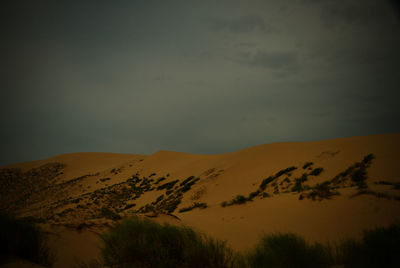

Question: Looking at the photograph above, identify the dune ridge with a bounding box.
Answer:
[1,134,400,267]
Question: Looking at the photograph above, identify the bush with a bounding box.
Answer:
[100,207,121,221]
[337,224,400,268]
[303,162,313,170]
[0,212,53,266]
[99,217,242,268]
[248,233,332,268]
[310,167,324,176]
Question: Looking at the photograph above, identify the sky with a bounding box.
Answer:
[1,0,400,166]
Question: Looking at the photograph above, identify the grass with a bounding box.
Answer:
[336,224,400,268]
[98,217,242,268]
[81,219,400,268]
[247,233,332,268]
[0,211,53,266]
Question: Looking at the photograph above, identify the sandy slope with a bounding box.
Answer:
[1,134,400,266]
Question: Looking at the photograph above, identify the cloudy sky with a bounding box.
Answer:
[1,0,399,166]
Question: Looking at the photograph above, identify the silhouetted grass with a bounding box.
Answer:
[0,212,53,266]
[99,217,242,268]
[247,233,332,268]
[336,224,400,268]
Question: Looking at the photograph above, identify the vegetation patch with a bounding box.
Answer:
[98,217,241,268]
[247,233,332,268]
[0,211,53,266]
[310,167,324,176]
[100,207,121,221]
[303,162,313,170]
[331,154,375,189]
[291,173,308,193]
[179,202,208,213]
[375,180,400,190]
[157,180,179,191]
[305,181,339,201]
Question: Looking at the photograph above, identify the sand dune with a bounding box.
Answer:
[1,134,400,266]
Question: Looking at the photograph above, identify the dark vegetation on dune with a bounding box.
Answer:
[0,211,53,266]
[77,217,400,268]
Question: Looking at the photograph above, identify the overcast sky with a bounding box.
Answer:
[1,0,399,166]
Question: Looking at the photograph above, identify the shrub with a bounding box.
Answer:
[275,166,297,178]
[157,180,179,191]
[291,173,308,192]
[100,207,121,221]
[0,212,53,266]
[99,217,241,268]
[259,176,275,191]
[306,181,338,201]
[303,162,313,170]
[248,233,332,268]
[336,224,400,268]
[310,167,324,176]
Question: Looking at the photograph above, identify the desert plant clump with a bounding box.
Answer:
[98,217,242,268]
[179,202,208,213]
[157,180,179,191]
[248,233,332,268]
[331,153,375,189]
[275,166,297,178]
[303,162,314,170]
[0,212,53,266]
[306,181,339,201]
[100,207,121,221]
[259,176,275,191]
[291,173,308,192]
[336,224,400,268]
[310,167,324,176]
[375,180,400,190]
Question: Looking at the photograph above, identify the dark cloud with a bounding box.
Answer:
[242,51,299,70]
[0,0,399,166]
[211,15,275,33]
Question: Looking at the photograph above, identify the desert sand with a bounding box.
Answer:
[1,134,400,267]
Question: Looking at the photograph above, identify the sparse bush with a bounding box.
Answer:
[275,166,297,178]
[0,212,53,266]
[306,181,338,201]
[99,217,241,268]
[100,207,121,221]
[157,180,179,191]
[303,162,313,170]
[259,176,275,191]
[291,173,308,192]
[248,233,332,268]
[310,167,324,176]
